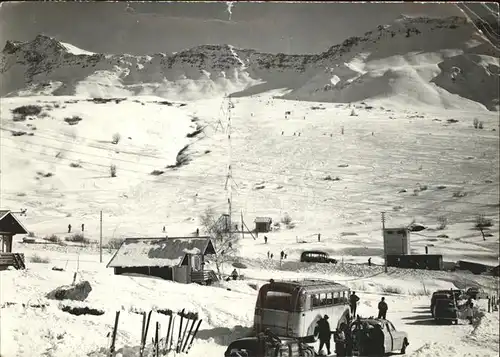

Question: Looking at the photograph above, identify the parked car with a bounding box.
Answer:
[433,298,458,324]
[300,250,337,264]
[349,318,410,355]
[430,289,463,316]
[224,330,315,357]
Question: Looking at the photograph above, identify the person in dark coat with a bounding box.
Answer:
[334,323,347,356]
[231,269,238,280]
[371,324,385,356]
[378,297,388,319]
[81,223,85,232]
[314,315,332,355]
[368,257,372,267]
[280,250,285,260]
[68,224,72,233]
[264,236,268,244]
[349,292,360,317]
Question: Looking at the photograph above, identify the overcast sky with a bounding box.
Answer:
[0,1,463,55]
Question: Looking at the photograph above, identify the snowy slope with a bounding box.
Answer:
[1,16,498,111]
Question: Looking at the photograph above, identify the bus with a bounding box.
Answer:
[254,279,351,341]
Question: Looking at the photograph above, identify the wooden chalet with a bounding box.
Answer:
[0,210,28,270]
[106,236,218,284]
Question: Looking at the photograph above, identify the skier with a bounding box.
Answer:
[377,297,388,319]
[270,253,274,259]
[267,251,270,259]
[81,223,85,232]
[280,250,285,260]
[349,292,360,317]
[368,257,372,267]
[314,315,332,355]
[68,224,72,233]
[264,236,268,244]
[318,233,321,242]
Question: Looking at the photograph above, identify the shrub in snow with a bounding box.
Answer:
[64,116,82,125]
[65,233,89,244]
[437,216,448,230]
[12,105,42,119]
[106,238,125,249]
[452,190,467,198]
[45,234,62,243]
[281,213,292,225]
[46,281,92,301]
[111,132,121,144]
[381,285,402,294]
[110,164,117,177]
[30,254,50,263]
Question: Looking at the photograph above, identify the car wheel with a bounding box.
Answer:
[400,339,408,354]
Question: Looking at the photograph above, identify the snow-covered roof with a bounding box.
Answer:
[0,210,29,235]
[106,237,215,268]
[254,217,272,223]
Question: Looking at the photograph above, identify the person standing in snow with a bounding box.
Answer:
[81,223,84,232]
[270,253,274,259]
[368,257,372,267]
[267,251,270,259]
[264,236,268,244]
[231,269,238,280]
[377,297,388,319]
[68,224,72,233]
[350,292,360,317]
[280,250,285,260]
[314,315,332,355]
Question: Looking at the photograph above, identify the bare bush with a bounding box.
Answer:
[475,214,493,241]
[381,285,402,294]
[44,234,62,243]
[452,191,467,198]
[105,238,125,250]
[437,216,448,230]
[281,213,292,225]
[65,233,90,244]
[30,254,50,263]
[64,116,82,125]
[111,132,121,144]
[12,105,42,120]
[199,207,239,278]
[110,164,117,177]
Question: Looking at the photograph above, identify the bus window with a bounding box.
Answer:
[263,291,293,311]
[326,292,333,305]
[312,294,321,307]
[320,293,328,306]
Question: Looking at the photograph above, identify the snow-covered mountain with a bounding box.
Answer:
[1,15,498,110]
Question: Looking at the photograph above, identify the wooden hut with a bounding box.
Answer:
[106,237,217,284]
[0,210,28,270]
[254,217,272,233]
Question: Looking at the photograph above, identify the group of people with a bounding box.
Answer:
[314,292,390,356]
[266,250,288,260]
[67,223,84,233]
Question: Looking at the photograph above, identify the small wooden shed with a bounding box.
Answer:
[0,210,28,270]
[254,217,272,233]
[106,236,217,284]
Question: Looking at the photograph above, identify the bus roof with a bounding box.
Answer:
[264,279,349,293]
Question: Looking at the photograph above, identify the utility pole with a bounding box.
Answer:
[382,212,387,273]
[224,95,233,233]
[99,210,103,263]
[241,210,244,240]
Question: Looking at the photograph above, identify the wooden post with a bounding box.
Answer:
[241,210,244,240]
[382,212,387,273]
[100,211,103,263]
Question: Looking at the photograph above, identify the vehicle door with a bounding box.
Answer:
[383,322,394,353]
[387,321,402,351]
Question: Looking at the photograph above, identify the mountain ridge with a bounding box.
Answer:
[1,15,499,110]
